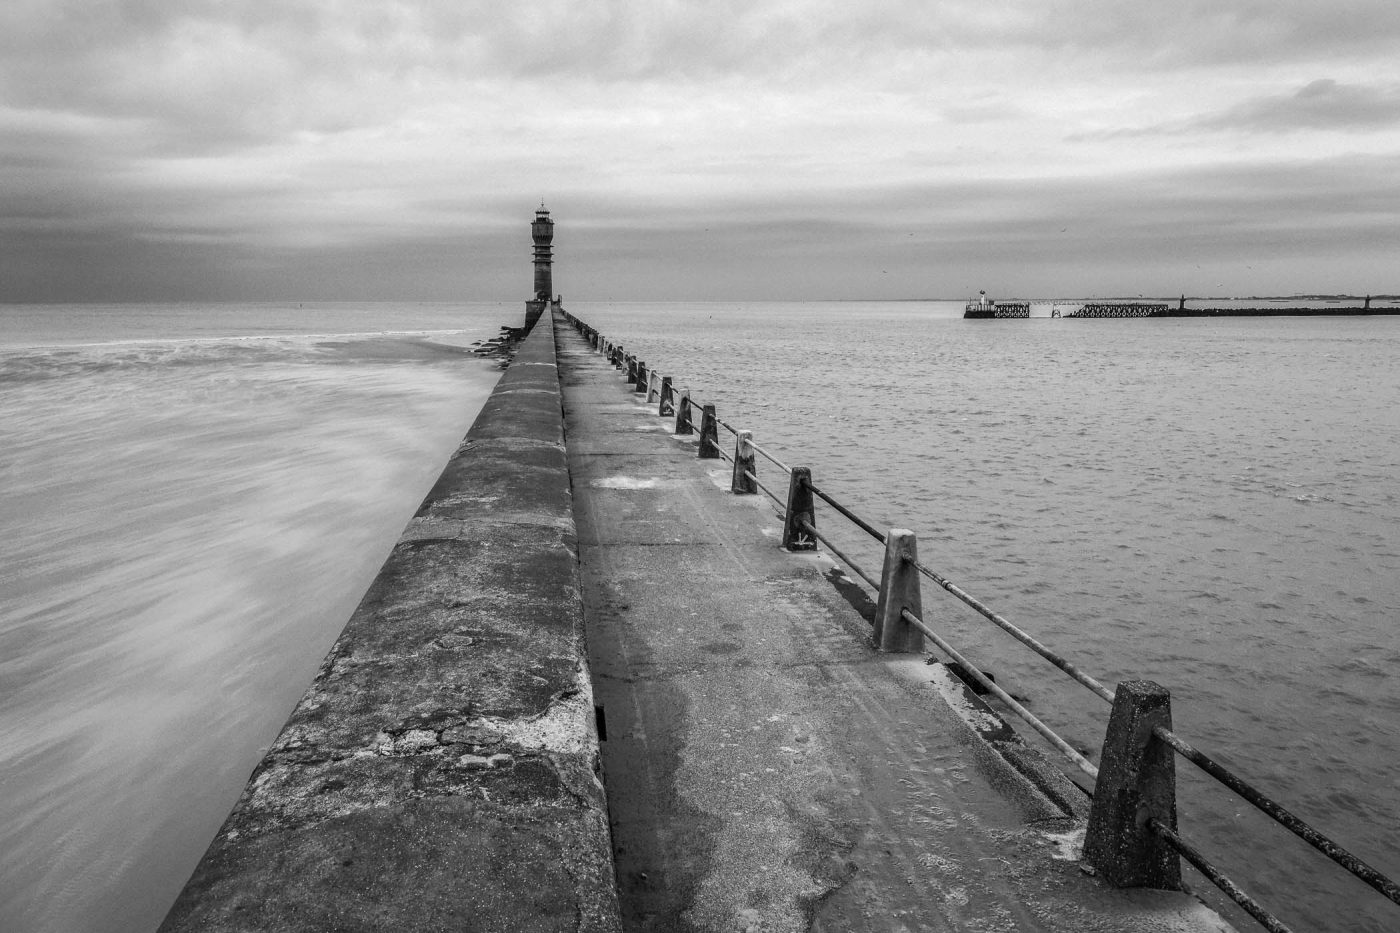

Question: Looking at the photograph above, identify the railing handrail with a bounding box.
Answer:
[562,311,1400,930]
[1148,818,1295,933]
[741,467,786,512]
[906,555,1116,704]
[804,478,888,546]
[748,439,792,474]
[1154,725,1400,907]
[806,474,1116,706]
[793,516,879,591]
[895,602,1101,779]
[803,451,1399,925]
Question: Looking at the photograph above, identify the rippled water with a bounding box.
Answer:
[0,302,510,933]
[569,300,1400,932]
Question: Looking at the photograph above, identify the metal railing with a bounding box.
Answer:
[561,311,1400,932]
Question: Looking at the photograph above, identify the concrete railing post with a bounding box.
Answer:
[731,430,757,494]
[634,361,649,394]
[647,370,660,403]
[626,355,637,384]
[873,530,925,652]
[1083,680,1182,890]
[697,404,720,458]
[675,391,693,435]
[659,377,675,417]
[781,467,817,551]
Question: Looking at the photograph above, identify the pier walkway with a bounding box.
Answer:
[554,312,1229,932]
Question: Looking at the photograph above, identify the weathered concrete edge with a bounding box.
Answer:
[160,318,623,932]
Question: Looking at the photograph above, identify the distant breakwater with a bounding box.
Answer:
[1060,303,1400,319]
[1150,306,1399,317]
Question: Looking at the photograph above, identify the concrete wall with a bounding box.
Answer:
[160,314,620,932]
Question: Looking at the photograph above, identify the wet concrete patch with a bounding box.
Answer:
[590,476,665,489]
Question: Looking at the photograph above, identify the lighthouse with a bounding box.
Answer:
[525,204,554,329]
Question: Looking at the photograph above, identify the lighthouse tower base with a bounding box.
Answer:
[525,297,562,332]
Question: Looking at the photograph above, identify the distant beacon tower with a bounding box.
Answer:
[525,204,554,330]
[532,204,554,300]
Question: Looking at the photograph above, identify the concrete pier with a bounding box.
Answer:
[162,307,1233,932]
[554,312,1229,932]
[160,315,619,932]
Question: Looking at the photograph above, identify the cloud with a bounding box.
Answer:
[2,1,1400,301]
[537,152,1400,299]
[6,2,1400,160]
[954,0,1400,68]
[7,150,1393,302]
[1076,79,1400,139]
[1192,79,1400,133]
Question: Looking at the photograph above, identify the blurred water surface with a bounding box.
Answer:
[0,302,510,933]
[572,299,1400,933]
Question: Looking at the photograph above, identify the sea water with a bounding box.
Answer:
[0,302,510,933]
[5,299,1397,932]
[568,300,1400,933]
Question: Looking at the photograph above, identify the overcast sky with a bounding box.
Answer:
[3,1,1398,301]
